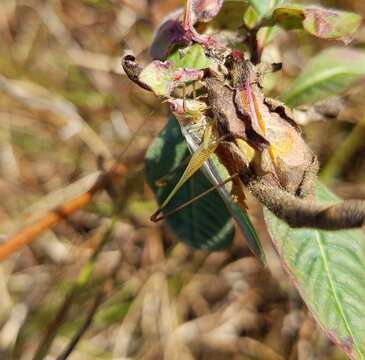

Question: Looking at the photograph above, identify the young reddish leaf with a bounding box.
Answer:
[182,0,227,53]
[273,5,362,43]
[150,2,226,60]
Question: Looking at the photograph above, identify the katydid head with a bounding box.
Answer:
[168,98,207,126]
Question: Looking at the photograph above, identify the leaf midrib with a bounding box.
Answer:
[315,231,363,359]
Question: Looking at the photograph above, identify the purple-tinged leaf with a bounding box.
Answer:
[273,5,362,43]
[150,10,187,60]
[150,3,226,61]
[303,7,361,43]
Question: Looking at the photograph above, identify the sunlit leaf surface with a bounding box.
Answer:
[247,0,283,18]
[273,4,361,42]
[264,183,365,360]
[281,47,365,107]
[167,44,212,70]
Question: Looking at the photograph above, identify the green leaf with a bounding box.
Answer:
[272,6,304,29]
[264,182,365,360]
[247,0,278,18]
[145,117,235,251]
[249,0,285,17]
[167,44,212,70]
[244,6,260,29]
[244,0,284,29]
[280,47,365,107]
[273,4,362,42]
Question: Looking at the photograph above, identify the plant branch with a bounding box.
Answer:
[246,177,365,230]
[0,164,126,262]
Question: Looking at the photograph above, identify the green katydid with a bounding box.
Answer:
[122,48,265,261]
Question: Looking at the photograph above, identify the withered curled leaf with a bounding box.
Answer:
[123,55,205,97]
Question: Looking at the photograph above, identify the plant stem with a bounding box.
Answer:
[320,115,365,184]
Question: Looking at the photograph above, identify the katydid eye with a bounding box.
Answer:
[225,55,233,67]
[170,103,178,111]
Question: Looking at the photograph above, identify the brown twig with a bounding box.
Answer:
[33,220,118,360]
[33,291,77,360]
[0,164,126,262]
[56,292,104,360]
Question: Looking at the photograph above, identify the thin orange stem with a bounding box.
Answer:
[0,164,126,262]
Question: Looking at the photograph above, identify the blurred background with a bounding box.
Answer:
[0,0,365,359]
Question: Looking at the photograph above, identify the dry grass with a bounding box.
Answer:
[0,0,364,359]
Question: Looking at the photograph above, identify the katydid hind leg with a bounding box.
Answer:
[151,174,238,222]
[151,126,218,221]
